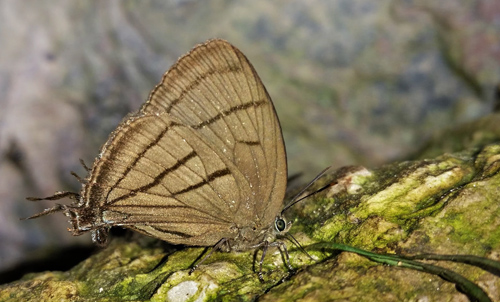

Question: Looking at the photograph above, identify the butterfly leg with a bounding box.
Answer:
[21,203,68,220]
[26,191,79,201]
[258,241,270,282]
[270,240,293,271]
[189,238,228,274]
[256,240,294,281]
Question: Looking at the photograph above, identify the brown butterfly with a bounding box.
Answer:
[26,39,327,278]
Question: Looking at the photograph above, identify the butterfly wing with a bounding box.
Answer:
[142,39,287,227]
[84,112,241,244]
[83,39,287,246]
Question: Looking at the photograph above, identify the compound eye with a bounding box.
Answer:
[275,217,287,232]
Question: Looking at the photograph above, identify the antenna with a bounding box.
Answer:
[281,166,334,215]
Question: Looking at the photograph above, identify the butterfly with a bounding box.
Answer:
[26,39,326,278]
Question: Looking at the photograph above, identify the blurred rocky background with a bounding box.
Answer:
[0,0,499,283]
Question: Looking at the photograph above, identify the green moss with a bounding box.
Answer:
[3,140,500,300]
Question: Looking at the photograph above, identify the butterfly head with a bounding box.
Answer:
[24,191,109,246]
[274,215,291,236]
[65,204,109,246]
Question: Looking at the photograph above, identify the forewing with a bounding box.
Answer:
[142,39,287,225]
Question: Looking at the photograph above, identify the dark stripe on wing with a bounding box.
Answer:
[146,65,242,113]
[193,99,266,129]
[111,205,192,209]
[109,120,182,198]
[109,203,233,224]
[149,226,194,239]
[109,150,197,204]
[237,140,260,146]
[173,168,231,195]
[147,225,224,238]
